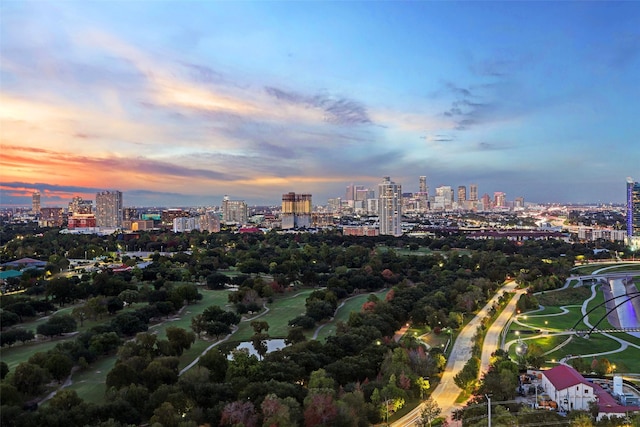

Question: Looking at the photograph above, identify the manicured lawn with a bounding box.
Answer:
[65,356,117,404]
[536,286,592,306]
[231,289,315,342]
[1,338,72,370]
[549,333,621,360]
[314,290,390,341]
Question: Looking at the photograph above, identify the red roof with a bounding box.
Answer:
[545,365,640,414]
[543,365,591,390]
[238,227,262,234]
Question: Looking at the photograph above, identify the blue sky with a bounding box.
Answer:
[1,1,638,207]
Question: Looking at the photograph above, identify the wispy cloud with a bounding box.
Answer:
[265,86,372,125]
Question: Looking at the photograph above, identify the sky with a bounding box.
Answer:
[1,1,639,208]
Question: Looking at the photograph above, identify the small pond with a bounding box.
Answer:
[229,339,287,359]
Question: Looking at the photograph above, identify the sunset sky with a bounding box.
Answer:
[1,1,639,207]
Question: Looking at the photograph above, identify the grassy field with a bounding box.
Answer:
[509,267,640,372]
[536,286,592,306]
[314,290,390,341]
[231,289,315,342]
[63,355,117,404]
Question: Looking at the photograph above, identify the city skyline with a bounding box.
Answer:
[1,2,639,207]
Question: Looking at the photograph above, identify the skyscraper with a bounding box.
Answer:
[32,190,41,215]
[627,177,640,238]
[95,190,123,228]
[457,186,467,203]
[493,192,506,209]
[281,192,312,229]
[378,176,402,236]
[417,176,429,212]
[469,184,478,202]
[222,196,248,225]
[419,176,427,194]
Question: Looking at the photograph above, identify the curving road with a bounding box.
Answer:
[392,281,521,427]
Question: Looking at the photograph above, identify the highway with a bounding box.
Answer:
[391,281,521,427]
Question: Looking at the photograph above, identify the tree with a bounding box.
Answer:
[251,332,269,360]
[0,361,8,380]
[303,392,338,427]
[220,400,258,427]
[285,327,307,345]
[11,362,49,395]
[165,326,195,356]
[262,393,297,427]
[37,314,77,338]
[118,289,139,306]
[251,320,270,334]
[416,376,431,400]
[0,310,20,329]
[150,401,181,427]
[71,305,89,327]
[570,413,594,427]
[45,352,73,382]
[49,389,83,411]
[454,356,479,392]
[416,396,441,427]
[198,348,228,382]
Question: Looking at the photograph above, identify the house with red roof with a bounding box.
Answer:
[540,365,640,420]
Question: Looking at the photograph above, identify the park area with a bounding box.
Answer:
[504,263,640,374]
[1,285,395,405]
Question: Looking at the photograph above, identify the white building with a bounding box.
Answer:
[378,176,402,236]
[541,365,640,420]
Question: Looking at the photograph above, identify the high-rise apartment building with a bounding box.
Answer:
[469,184,478,201]
[281,192,312,229]
[378,176,402,236]
[39,207,64,227]
[345,184,364,202]
[419,176,427,194]
[222,196,248,225]
[433,186,454,210]
[68,196,92,214]
[417,176,429,212]
[493,192,506,208]
[95,190,123,228]
[457,186,467,203]
[627,177,640,238]
[327,198,342,214]
[32,191,41,215]
[199,211,221,233]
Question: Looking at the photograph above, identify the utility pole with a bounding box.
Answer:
[486,395,492,427]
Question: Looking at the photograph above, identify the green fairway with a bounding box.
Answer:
[313,289,390,341]
[1,337,72,370]
[65,356,117,403]
[231,289,315,342]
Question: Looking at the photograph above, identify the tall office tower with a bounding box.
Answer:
[469,184,478,201]
[457,186,467,203]
[95,190,123,228]
[221,196,248,225]
[481,193,491,211]
[281,192,312,229]
[345,184,363,201]
[434,186,454,210]
[417,176,429,211]
[32,191,41,215]
[493,192,506,208]
[514,197,525,209]
[327,198,342,214]
[419,176,427,194]
[378,176,402,236]
[627,177,640,238]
